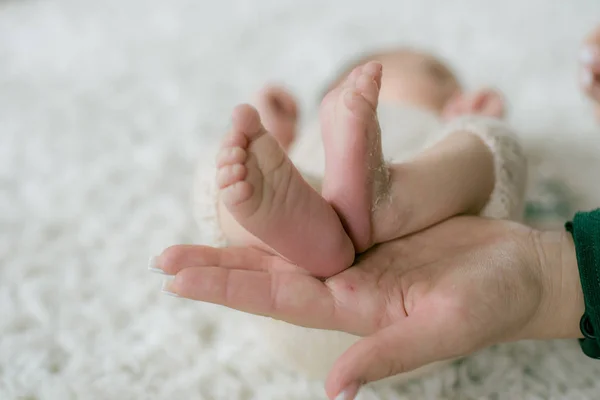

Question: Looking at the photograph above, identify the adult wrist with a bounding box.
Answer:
[529,229,585,340]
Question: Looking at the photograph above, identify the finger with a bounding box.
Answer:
[477,88,506,118]
[581,44,600,73]
[581,69,600,103]
[325,313,458,400]
[166,266,340,329]
[470,90,488,111]
[592,84,600,104]
[585,24,600,43]
[152,244,302,275]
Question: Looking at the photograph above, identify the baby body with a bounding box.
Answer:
[192,48,528,383]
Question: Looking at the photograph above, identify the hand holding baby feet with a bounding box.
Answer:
[441,88,505,121]
[153,216,569,400]
[581,25,600,121]
[216,104,354,277]
[255,86,298,151]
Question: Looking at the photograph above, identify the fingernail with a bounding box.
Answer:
[580,46,598,65]
[581,70,594,88]
[148,256,166,274]
[335,383,360,400]
[161,276,180,297]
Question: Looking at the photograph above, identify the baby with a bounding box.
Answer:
[189,48,528,384]
[196,48,527,279]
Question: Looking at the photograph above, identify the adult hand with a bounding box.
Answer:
[154,216,583,400]
[581,25,600,119]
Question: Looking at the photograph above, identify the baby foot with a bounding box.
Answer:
[581,25,600,121]
[442,88,505,121]
[217,104,354,277]
[320,62,388,252]
[255,86,298,151]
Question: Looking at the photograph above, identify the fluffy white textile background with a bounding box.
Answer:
[1,0,600,398]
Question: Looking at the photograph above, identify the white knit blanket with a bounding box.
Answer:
[2,0,600,398]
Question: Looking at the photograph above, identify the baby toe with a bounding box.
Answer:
[216,147,247,168]
[355,73,380,109]
[217,164,247,189]
[221,181,253,206]
[222,130,248,149]
[362,61,383,87]
[343,65,364,89]
[232,104,266,140]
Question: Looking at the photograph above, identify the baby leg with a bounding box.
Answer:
[370,130,497,243]
[320,64,524,249]
[216,104,354,277]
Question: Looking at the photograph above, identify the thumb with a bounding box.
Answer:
[324,313,457,400]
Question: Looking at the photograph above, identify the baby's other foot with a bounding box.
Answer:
[442,89,505,121]
[255,86,298,151]
[217,104,354,277]
[319,63,494,254]
[320,61,388,252]
[581,25,600,121]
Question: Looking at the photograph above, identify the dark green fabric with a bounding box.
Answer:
[565,208,600,359]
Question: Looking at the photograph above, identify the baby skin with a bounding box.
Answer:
[216,52,501,278]
[216,63,386,277]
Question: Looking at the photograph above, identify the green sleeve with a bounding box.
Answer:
[566,208,600,359]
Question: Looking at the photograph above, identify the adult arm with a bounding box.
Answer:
[153,216,585,399]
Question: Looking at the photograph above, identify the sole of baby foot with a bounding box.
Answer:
[216,104,354,277]
[320,61,390,253]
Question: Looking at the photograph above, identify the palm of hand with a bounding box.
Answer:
[161,216,543,397]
